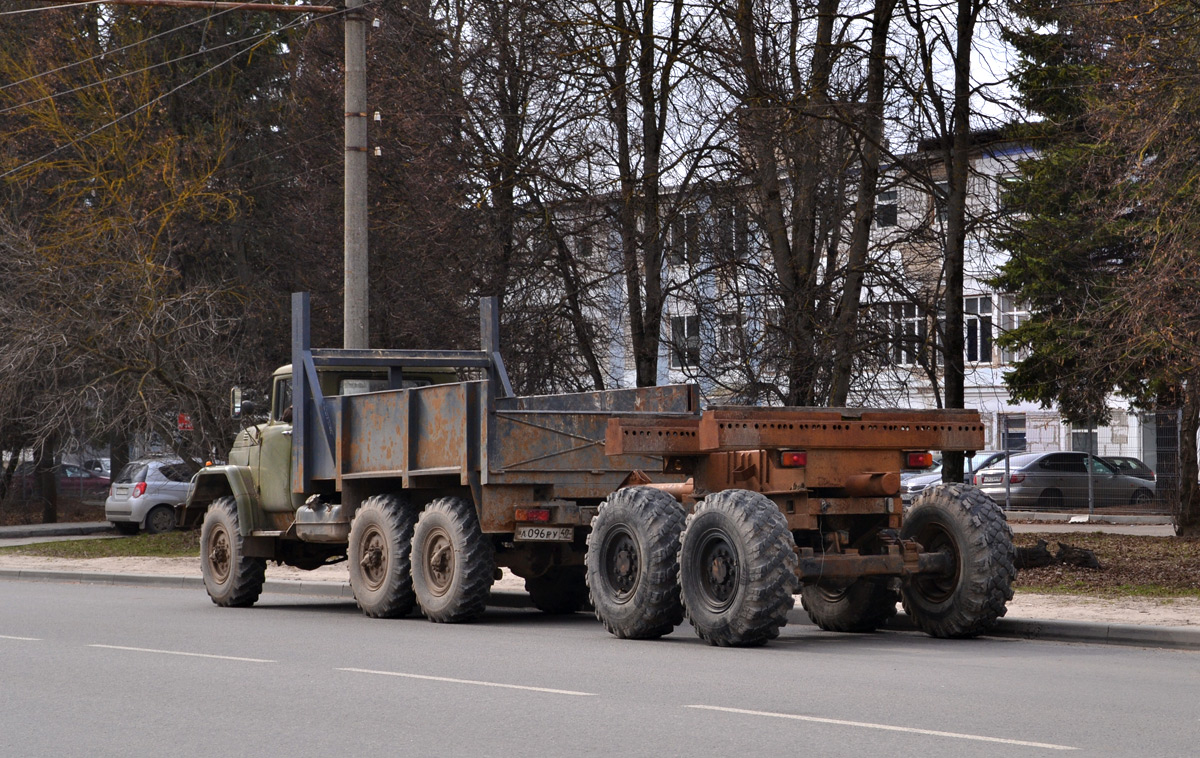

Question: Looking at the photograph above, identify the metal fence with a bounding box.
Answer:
[993,411,1179,517]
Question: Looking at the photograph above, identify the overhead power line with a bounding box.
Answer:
[1,5,242,92]
[0,11,316,181]
[13,0,337,12]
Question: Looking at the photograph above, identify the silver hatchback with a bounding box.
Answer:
[974,451,1156,510]
[105,459,195,535]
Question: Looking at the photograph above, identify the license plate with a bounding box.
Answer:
[981,473,1002,484]
[514,525,574,542]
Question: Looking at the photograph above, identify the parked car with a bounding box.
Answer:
[10,462,111,502]
[81,458,112,477]
[901,450,1008,505]
[974,451,1155,509]
[1102,455,1155,482]
[105,458,196,535]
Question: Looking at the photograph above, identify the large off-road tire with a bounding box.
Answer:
[900,483,1016,638]
[525,566,591,614]
[800,579,898,633]
[585,486,686,639]
[412,496,495,623]
[348,494,417,619]
[200,496,266,607]
[144,504,176,535]
[678,489,797,647]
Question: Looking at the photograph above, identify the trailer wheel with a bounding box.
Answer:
[900,483,1016,638]
[200,496,266,607]
[412,496,495,623]
[679,489,797,647]
[348,494,417,618]
[585,487,685,639]
[525,566,591,614]
[800,580,897,633]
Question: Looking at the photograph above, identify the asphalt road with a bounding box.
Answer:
[2,580,1197,758]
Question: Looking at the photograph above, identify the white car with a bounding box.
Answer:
[105,459,195,535]
[901,451,1008,505]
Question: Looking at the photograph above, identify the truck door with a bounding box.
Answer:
[258,375,295,513]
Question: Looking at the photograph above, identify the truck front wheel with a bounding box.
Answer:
[900,483,1016,638]
[679,489,797,647]
[585,486,686,639]
[800,580,898,633]
[412,497,495,623]
[200,497,266,607]
[348,494,417,618]
[525,566,591,614]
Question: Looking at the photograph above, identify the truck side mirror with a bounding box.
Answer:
[231,387,243,419]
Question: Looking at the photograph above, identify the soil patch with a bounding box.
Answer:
[1014,532,1200,597]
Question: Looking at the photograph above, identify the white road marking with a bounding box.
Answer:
[337,668,595,697]
[88,644,275,663]
[0,634,40,641]
[686,705,1078,751]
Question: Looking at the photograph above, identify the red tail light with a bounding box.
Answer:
[906,452,934,469]
[1009,473,1025,484]
[132,482,147,498]
[514,508,550,522]
[779,450,807,468]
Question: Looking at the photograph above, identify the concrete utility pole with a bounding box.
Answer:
[343,0,369,350]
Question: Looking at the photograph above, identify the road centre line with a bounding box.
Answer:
[0,634,40,641]
[686,705,1078,751]
[337,668,596,697]
[88,644,275,663]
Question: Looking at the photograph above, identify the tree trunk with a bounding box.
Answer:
[828,0,899,404]
[1176,378,1200,536]
[35,435,58,524]
[939,0,977,485]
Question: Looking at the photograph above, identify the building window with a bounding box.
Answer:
[717,313,744,355]
[668,213,701,266]
[880,302,924,365]
[1001,414,1026,452]
[998,175,1020,214]
[965,295,993,364]
[998,294,1028,364]
[933,181,950,227]
[875,189,897,228]
[670,314,700,369]
[574,233,593,260]
[1071,422,1098,455]
[735,205,750,259]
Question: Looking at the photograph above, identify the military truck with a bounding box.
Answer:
[181,293,1014,646]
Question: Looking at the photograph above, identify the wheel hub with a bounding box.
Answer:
[358,527,388,590]
[603,530,639,599]
[697,530,738,611]
[423,530,454,596]
[208,527,231,583]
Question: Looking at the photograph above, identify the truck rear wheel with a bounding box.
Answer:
[679,489,796,647]
[412,496,495,623]
[800,580,897,633]
[200,496,266,607]
[900,483,1016,638]
[585,486,685,639]
[348,494,417,618]
[525,566,591,614]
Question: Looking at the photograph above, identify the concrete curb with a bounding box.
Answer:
[783,605,1200,651]
[0,522,114,540]
[4,567,1198,651]
[1006,511,1171,525]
